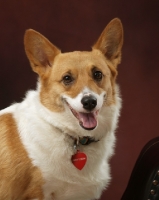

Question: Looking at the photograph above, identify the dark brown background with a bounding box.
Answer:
[0,0,159,199]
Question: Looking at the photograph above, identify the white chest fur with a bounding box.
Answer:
[4,90,120,200]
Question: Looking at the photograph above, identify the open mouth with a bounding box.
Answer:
[67,104,98,130]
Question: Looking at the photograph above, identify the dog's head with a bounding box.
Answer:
[24,18,123,131]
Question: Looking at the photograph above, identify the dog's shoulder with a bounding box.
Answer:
[0,97,45,199]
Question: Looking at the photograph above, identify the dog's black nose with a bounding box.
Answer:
[81,95,97,111]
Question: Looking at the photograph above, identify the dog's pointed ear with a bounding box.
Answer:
[92,18,123,67]
[24,29,61,76]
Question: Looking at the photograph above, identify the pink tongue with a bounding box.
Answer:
[78,112,97,129]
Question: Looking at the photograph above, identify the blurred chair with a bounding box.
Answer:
[121,137,159,200]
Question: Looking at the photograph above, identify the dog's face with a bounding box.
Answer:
[24,18,123,130]
[48,50,111,130]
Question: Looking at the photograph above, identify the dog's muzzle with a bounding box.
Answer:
[66,93,99,130]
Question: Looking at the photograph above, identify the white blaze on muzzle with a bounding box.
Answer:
[63,88,106,130]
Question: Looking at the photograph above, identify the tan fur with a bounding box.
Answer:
[39,50,115,112]
[0,114,44,200]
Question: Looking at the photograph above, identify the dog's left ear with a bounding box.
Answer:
[24,29,61,76]
[93,18,123,68]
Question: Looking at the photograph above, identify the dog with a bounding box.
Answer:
[0,18,123,200]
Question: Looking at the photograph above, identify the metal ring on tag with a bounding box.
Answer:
[74,138,80,151]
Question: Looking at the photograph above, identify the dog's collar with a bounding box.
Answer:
[70,136,99,146]
[79,136,99,145]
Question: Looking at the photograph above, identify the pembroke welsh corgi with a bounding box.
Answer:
[0,18,123,200]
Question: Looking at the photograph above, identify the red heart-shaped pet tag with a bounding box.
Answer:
[71,150,87,170]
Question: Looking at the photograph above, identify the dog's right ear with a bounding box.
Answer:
[24,29,61,76]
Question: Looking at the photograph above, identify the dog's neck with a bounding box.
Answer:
[69,135,99,147]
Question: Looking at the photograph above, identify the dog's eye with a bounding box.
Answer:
[93,71,103,81]
[63,75,74,85]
